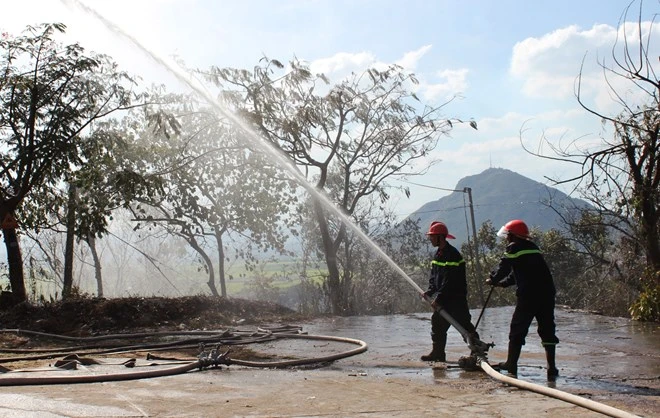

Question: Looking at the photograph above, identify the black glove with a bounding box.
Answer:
[486,278,503,287]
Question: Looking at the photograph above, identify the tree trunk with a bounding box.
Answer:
[341,234,354,315]
[642,214,660,280]
[313,200,344,314]
[186,234,218,297]
[86,233,103,297]
[640,189,660,276]
[62,184,77,299]
[2,226,26,304]
[214,226,227,298]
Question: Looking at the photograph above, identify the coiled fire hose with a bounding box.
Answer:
[0,326,367,386]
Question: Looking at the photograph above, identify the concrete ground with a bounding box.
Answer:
[0,364,649,418]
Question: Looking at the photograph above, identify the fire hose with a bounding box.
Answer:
[0,326,367,386]
[479,361,640,418]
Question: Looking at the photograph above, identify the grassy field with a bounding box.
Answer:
[19,257,328,302]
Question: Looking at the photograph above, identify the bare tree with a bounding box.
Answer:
[524,1,659,319]
[206,58,476,314]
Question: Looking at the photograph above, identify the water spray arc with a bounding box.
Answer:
[66,0,497,369]
[63,0,425,308]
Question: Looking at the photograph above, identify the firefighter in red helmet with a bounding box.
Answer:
[487,219,559,381]
[421,221,480,362]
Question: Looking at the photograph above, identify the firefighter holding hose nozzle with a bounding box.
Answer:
[421,221,481,362]
[486,219,559,381]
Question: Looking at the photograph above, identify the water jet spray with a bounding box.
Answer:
[61,0,497,370]
[61,2,433,316]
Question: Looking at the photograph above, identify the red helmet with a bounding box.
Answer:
[497,219,529,239]
[426,221,456,239]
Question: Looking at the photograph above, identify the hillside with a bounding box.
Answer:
[406,167,589,246]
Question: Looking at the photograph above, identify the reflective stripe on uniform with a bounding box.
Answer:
[504,249,542,258]
[431,259,465,267]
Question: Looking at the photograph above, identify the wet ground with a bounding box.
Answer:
[300,306,660,393]
[0,306,658,417]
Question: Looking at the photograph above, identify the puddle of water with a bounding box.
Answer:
[264,306,660,396]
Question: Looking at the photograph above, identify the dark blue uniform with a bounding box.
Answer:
[489,239,559,347]
[425,242,479,347]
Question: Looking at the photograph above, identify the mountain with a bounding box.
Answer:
[405,167,589,246]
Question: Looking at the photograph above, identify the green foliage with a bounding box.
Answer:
[629,270,660,322]
[0,23,141,217]
[0,23,148,301]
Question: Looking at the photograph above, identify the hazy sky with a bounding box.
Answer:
[3,0,659,220]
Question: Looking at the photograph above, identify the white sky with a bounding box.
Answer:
[3,0,659,220]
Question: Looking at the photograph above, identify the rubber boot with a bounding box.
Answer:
[421,343,446,362]
[496,341,521,376]
[545,345,559,381]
